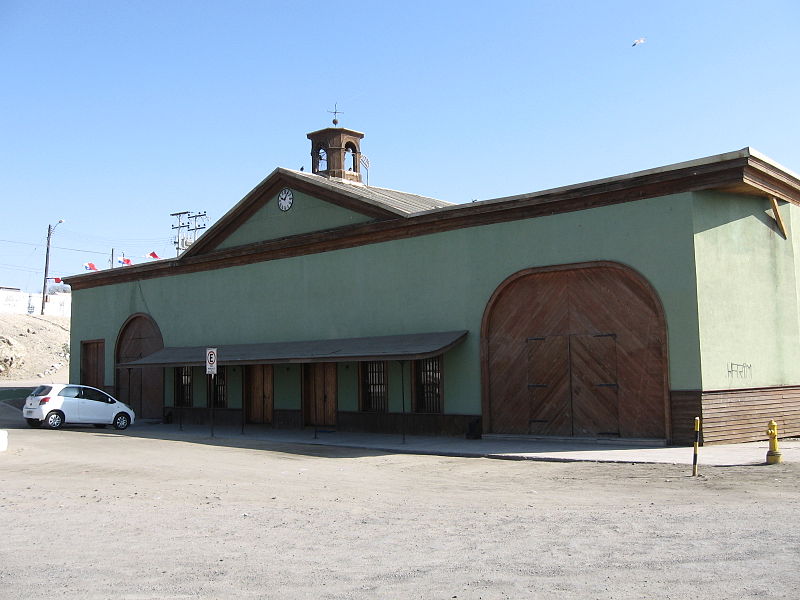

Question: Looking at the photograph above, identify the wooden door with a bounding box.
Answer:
[487,271,570,434]
[527,336,572,435]
[526,333,619,437]
[122,368,143,415]
[245,365,273,424]
[483,263,668,439]
[80,340,105,390]
[570,334,619,437]
[115,315,164,419]
[303,363,337,427]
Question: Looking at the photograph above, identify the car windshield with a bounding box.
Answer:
[31,385,52,396]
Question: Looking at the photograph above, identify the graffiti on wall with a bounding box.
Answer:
[727,362,753,380]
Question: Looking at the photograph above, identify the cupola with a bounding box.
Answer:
[306,126,365,183]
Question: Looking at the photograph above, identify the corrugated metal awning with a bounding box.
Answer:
[119,330,468,368]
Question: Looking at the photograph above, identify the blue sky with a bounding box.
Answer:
[2,1,799,292]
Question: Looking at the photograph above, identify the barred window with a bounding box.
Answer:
[360,361,388,412]
[208,367,227,408]
[413,356,442,413]
[174,367,193,407]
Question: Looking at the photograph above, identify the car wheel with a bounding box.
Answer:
[45,411,64,429]
[26,418,42,428]
[113,413,130,430]
[93,424,107,429]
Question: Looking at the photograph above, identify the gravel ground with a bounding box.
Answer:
[1,401,798,600]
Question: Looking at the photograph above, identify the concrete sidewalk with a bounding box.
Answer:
[2,398,797,465]
[129,421,800,466]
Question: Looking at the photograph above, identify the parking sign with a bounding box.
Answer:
[206,348,217,375]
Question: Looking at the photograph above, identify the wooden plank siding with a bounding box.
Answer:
[80,340,105,390]
[303,362,337,427]
[245,364,273,424]
[700,386,800,444]
[669,391,703,445]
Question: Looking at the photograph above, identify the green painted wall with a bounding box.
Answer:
[274,364,301,409]
[71,192,702,413]
[164,368,174,407]
[227,366,243,409]
[337,363,358,411]
[692,193,800,390]
[193,367,208,407]
[216,189,374,250]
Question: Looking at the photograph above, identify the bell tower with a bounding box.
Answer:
[307,126,365,183]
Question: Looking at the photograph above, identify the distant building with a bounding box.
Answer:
[0,288,70,317]
[65,127,800,444]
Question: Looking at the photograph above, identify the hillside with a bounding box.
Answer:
[0,314,70,382]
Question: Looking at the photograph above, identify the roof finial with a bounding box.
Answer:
[328,102,343,126]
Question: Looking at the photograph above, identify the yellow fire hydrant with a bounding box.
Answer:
[766,419,782,464]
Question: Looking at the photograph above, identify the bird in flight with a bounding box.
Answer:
[632,37,646,47]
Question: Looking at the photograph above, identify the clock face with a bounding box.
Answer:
[277,188,294,212]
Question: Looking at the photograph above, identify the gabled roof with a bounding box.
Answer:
[64,147,800,291]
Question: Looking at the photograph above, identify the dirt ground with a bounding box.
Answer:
[0,313,70,380]
[1,404,798,600]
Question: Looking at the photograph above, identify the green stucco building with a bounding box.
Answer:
[65,127,800,444]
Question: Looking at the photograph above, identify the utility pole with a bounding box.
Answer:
[187,211,207,245]
[171,210,207,255]
[171,211,189,257]
[41,219,64,315]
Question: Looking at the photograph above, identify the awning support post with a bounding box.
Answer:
[399,360,407,445]
[126,368,131,413]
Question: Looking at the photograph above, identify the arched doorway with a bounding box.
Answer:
[481,262,669,439]
[115,313,164,420]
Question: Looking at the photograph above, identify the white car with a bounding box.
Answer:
[23,384,135,430]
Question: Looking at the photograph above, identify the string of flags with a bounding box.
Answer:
[81,251,161,273]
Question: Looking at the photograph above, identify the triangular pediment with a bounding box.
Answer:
[214,187,375,251]
[183,168,448,258]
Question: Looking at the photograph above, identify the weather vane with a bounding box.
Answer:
[328,102,343,126]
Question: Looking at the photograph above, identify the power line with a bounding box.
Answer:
[0,239,107,255]
[0,239,41,247]
[0,263,41,273]
[58,231,172,245]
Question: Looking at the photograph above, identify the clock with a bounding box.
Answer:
[277,188,294,212]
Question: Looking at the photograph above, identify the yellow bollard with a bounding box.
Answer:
[692,417,700,476]
[766,420,782,464]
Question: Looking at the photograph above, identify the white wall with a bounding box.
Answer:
[0,289,71,317]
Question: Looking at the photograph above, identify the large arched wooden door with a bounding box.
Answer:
[115,314,164,420]
[482,262,669,439]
